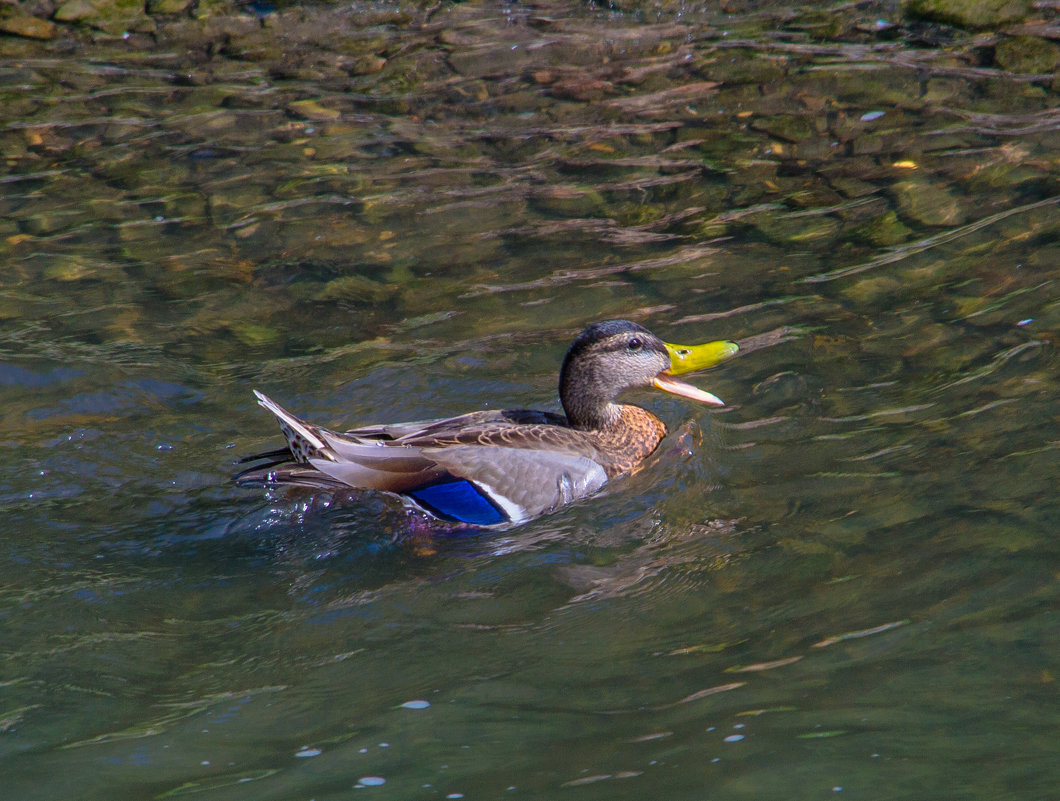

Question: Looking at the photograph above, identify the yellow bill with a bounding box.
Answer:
[664,340,739,375]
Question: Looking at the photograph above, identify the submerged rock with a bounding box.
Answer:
[54,0,153,33]
[902,0,1032,30]
[890,178,966,227]
[288,99,342,122]
[993,35,1060,74]
[530,186,606,218]
[853,210,913,247]
[147,0,195,13]
[0,12,58,39]
[52,0,96,23]
[751,114,817,143]
[314,274,394,304]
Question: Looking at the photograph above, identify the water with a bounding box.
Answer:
[2,1,1058,799]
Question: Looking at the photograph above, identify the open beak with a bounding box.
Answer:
[651,339,738,407]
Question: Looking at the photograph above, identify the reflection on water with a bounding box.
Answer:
[1,1,1058,799]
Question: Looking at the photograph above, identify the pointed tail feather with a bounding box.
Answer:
[253,389,330,464]
[244,391,446,494]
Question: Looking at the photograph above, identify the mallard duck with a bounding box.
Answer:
[236,320,736,527]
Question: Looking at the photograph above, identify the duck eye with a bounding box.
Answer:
[627,337,642,352]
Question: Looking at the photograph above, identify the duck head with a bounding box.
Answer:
[559,320,736,430]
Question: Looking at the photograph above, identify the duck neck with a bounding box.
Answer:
[564,398,623,432]
[559,364,623,430]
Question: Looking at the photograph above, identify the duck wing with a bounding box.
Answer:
[347,408,568,441]
[423,445,607,524]
[327,417,610,525]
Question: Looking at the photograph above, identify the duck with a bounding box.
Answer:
[236,320,737,527]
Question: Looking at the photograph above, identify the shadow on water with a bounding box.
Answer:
[1,0,1059,798]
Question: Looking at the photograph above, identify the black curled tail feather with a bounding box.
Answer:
[236,447,292,465]
[232,447,294,485]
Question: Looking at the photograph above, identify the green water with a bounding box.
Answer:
[2,1,1058,799]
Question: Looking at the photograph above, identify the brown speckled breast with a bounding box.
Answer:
[590,404,668,478]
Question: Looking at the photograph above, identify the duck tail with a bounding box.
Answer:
[252,390,335,463]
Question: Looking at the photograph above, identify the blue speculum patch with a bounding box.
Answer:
[408,480,507,526]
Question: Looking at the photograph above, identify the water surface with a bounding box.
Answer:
[2,2,1058,799]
